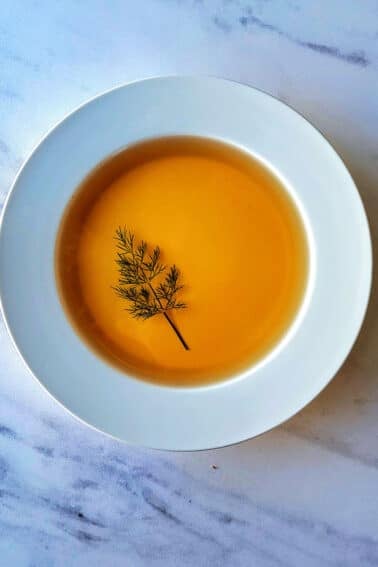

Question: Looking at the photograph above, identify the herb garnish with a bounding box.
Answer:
[113,227,189,350]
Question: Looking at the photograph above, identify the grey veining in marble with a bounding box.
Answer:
[0,1,377,565]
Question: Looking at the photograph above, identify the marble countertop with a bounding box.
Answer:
[1,1,377,565]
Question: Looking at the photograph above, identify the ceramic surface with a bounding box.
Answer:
[0,77,371,450]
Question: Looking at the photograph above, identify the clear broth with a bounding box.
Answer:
[56,136,309,386]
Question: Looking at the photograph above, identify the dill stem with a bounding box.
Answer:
[163,312,190,351]
[147,281,189,351]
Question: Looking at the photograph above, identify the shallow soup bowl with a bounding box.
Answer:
[0,77,371,450]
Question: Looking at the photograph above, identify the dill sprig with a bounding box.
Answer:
[113,227,189,350]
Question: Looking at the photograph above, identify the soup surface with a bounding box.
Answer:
[56,136,308,386]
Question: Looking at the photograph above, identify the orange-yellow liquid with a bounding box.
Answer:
[56,137,308,386]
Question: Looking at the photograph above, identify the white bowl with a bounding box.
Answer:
[0,77,372,450]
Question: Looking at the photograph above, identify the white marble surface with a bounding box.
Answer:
[0,1,378,565]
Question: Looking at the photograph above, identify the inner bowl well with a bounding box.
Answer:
[55,135,311,387]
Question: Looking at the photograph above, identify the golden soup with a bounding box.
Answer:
[56,136,308,386]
